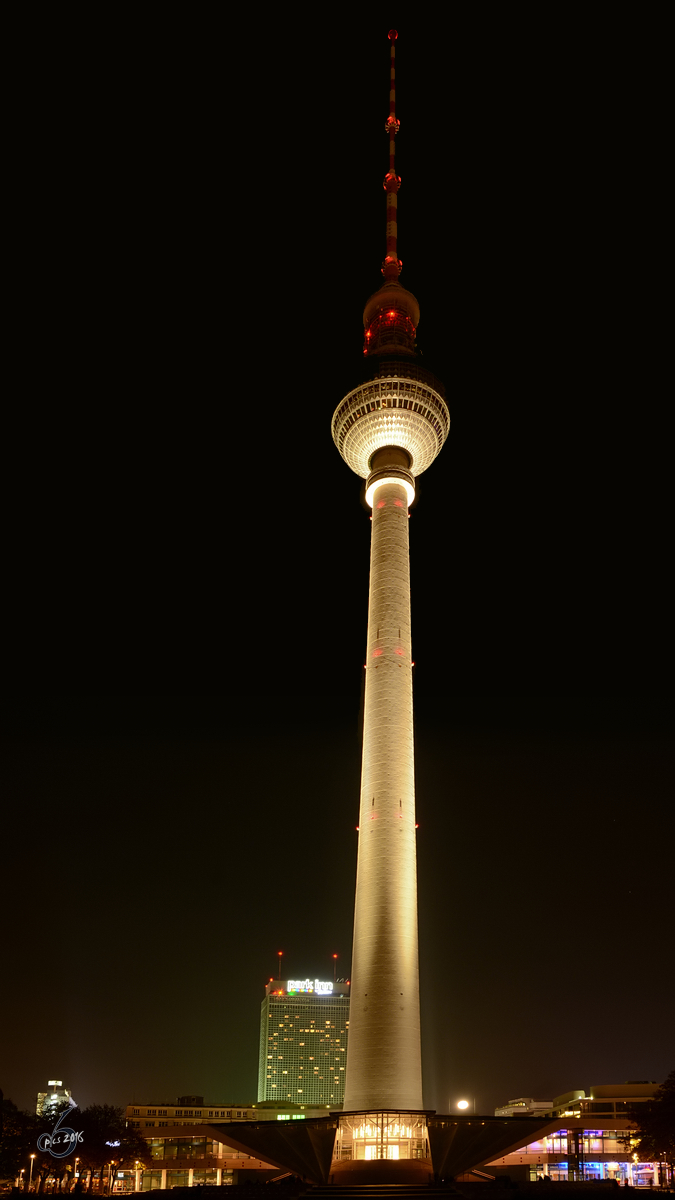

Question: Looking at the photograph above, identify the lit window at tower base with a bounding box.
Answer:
[332,1112,431,1172]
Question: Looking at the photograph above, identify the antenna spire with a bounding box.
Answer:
[361,31,418,358]
[383,31,402,281]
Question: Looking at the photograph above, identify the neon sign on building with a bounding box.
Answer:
[287,979,333,995]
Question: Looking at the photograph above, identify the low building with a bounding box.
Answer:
[125,1098,332,1132]
[550,1081,659,1119]
[122,1094,339,1187]
[482,1082,666,1186]
[125,1099,259,1130]
[113,1125,278,1191]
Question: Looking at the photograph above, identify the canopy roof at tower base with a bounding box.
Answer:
[202,1114,566,1185]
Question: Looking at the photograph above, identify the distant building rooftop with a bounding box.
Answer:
[495,1081,660,1121]
[494,1097,552,1117]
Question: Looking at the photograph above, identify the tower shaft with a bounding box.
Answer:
[343,477,423,1112]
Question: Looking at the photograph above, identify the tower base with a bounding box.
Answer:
[330,1110,433,1184]
[330,1156,434,1185]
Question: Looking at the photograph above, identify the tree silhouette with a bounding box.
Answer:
[628,1071,675,1185]
[76,1106,148,1194]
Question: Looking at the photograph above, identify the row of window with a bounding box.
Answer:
[334,376,446,427]
[131,1108,249,1118]
[146,1137,252,1160]
[140,1169,233,1191]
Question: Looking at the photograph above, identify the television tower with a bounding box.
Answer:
[331,31,449,1175]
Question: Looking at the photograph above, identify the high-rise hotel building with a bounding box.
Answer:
[257,978,350,1107]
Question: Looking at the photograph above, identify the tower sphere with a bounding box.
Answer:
[331,67,449,490]
[331,360,448,482]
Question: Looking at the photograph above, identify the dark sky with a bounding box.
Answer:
[3,17,672,1116]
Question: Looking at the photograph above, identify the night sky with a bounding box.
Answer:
[3,17,672,1117]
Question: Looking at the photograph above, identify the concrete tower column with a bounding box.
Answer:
[344,471,422,1111]
[330,33,449,1180]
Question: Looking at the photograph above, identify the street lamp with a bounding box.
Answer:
[29,1156,36,1191]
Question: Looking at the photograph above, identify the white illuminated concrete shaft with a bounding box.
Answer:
[343,479,423,1112]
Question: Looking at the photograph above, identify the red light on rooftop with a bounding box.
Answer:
[388,30,398,40]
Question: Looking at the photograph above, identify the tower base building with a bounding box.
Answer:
[330,1110,433,1184]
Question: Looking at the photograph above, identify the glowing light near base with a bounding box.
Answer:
[365,475,415,508]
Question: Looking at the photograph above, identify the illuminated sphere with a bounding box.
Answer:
[333,276,448,480]
[332,360,448,480]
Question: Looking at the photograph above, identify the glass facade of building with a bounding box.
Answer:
[147,1136,229,1159]
[487,1126,666,1186]
[334,1112,430,1163]
[128,1133,251,1190]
